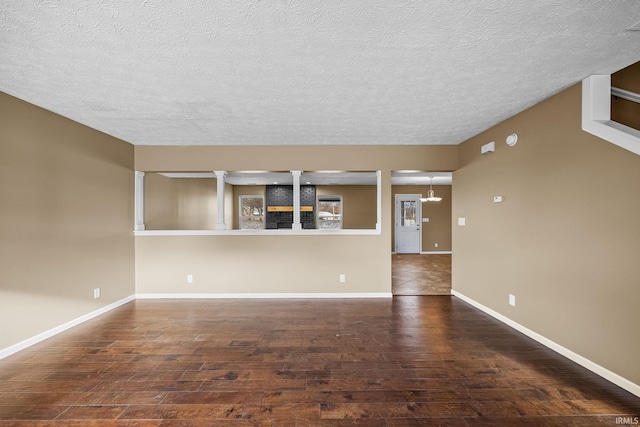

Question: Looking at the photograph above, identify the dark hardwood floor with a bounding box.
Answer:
[393,254,452,295]
[0,297,638,426]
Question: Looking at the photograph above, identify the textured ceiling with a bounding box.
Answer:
[1,1,640,146]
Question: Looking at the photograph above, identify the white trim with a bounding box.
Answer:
[135,229,381,236]
[582,75,640,156]
[134,171,145,231]
[136,292,392,299]
[452,290,640,398]
[0,295,135,360]
[376,170,382,230]
[214,171,227,230]
[393,251,452,255]
[291,170,302,230]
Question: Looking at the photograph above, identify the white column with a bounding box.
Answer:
[134,171,145,231]
[291,170,302,231]
[214,170,227,230]
[376,170,382,231]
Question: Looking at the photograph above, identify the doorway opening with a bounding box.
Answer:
[391,171,453,295]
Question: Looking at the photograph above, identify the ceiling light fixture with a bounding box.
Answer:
[421,177,442,202]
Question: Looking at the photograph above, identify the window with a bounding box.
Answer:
[239,195,265,230]
[401,200,417,226]
[317,196,342,230]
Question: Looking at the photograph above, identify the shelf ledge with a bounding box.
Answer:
[134,229,382,236]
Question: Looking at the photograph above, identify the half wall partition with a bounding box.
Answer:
[134,170,381,235]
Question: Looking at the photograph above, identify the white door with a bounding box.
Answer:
[395,194,421,254]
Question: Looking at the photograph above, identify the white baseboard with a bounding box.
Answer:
[0,295,135,361]
[452,290,640,398]
[136,292,393,299]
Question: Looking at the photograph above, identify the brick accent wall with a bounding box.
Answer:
[300,185,316,229]
[265,185,316,229]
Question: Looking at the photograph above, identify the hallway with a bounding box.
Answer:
[392,254,452,295]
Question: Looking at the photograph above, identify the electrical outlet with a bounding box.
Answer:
[509,294,516,306]
[435,243,438,248]
[339,274,346,283]
[93,288,101,299]
[187,274,193,283]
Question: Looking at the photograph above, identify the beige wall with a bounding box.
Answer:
[135,145,458,172]
[135,234,388,294]
[0,92,135,350]
[145,174,215,230]
[611,60,640,131]
[452,84,640,385]
[145,173,178,228]
[392,185,452,252]
[135,145,458,295]
[144,175,233,230]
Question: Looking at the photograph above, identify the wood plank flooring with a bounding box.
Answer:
[0,297,638,426]
[393,254,452,295]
